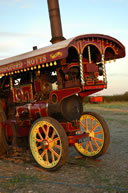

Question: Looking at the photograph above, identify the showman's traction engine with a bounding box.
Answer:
[0,0,125,170]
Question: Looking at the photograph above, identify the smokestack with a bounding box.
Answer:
[47,0,65,44]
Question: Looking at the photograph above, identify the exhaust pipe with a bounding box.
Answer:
[47,0,65,44]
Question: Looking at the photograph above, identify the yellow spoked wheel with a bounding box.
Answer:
[74,112,110,158]
[29,117,69,171]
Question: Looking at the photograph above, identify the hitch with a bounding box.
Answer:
[68,133,89,146]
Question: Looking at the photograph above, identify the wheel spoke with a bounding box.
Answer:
[94,131,103,135]
[49,147,60,158]
[40,149,47,158]
[85,142,89,151]
[45,151,49,162]
[90,123,99,133]
[42,126,47,136]
[80,121,86,130]
[88,141,94,152]
[37,145,42,150]
[36,138,42,142]
[54,144,61,149]
[92,137,103,143]
[92,138,100,150]
[77,142,85,148]
[51,151,55,162]
[45,124,50,139]
[51,129,55,139]
[91,118,93,130]
[85,118,88,132]
[38,130,43,140]
[49,137,59,144]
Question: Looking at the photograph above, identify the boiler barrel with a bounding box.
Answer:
[48,95,83,122]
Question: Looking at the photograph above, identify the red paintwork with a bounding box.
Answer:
[0,99,6,111]
[49,87,81,103]
[6,123,13,137]
[79,89,103,98]
[15,102,48,136]
[68,133,89,146]
[34,79,42,93]
[61,122,79,133]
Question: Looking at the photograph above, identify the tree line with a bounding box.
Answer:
[83,91,128,103]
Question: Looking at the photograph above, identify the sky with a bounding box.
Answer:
[0,0,128,95]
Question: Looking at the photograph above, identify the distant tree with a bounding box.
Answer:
[124,91,128,95]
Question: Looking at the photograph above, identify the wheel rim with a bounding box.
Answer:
[75,114,104,157]
[30,120,62,169]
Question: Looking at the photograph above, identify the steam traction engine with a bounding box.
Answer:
[0,0,125,170]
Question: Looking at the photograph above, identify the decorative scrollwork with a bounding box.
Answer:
[16,88,23,102]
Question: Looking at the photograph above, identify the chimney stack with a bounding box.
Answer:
[47,0,65,44]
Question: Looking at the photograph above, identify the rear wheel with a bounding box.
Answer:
[74,112,110,158]
[29,117,69,171]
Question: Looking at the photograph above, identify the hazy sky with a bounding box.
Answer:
[0,0,128,95]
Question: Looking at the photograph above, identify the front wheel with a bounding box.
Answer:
[29,117,69,171]
[74,112,110,158]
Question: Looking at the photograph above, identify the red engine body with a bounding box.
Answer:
[0,34,125,144]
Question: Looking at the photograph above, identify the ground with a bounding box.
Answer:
[0,102,128,193]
